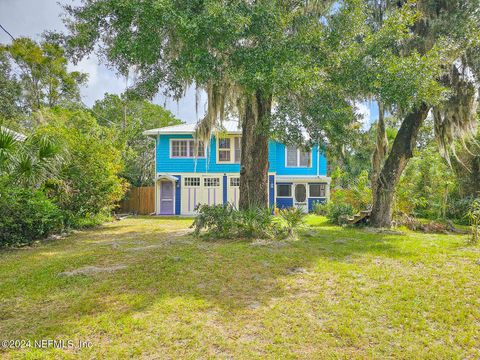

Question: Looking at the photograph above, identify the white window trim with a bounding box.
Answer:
[184,177,201,187]
[169,139,206,159]
[204,177,220,187]
[229,177,240,187]
[216,135,241,164]
[285,146,312,168]
[308,183,326,198]
[276,183,293,198]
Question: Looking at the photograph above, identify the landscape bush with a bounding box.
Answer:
[0,109,128,246]
[237,206,280,238]
[278,207,306,236]
[467,198,480,244]
[330,170,371,211]
[191,204,305,239]
[312,199,355,225]
[311,201,328,216]
[0,181,64,247]
[446,196,476,225]
[325,202,355,225]
[37,109,128,226]
[191,203,239,238]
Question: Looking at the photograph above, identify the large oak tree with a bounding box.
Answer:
[274,1,479,227]
[367,0,480,227]
[62,0,343,209]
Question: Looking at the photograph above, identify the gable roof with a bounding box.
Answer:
[144,120,241,136]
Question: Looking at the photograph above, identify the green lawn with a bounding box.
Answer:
[0,216,479,359]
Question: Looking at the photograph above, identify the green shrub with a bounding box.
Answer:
[191,203,238,238]
[66,212,111,229]
[238,206,277,238]
[312,201,328,215]
[325,202,354,225]
[278,207,306,236]
[191,204,303,239]
[0,182,63,246]
[331,170,371,211]
[467,198,480,244]
[446,196,475,225]
[37,109,128,226]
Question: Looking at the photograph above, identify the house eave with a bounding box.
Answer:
[144,130,243,137]
[275,175,331,182]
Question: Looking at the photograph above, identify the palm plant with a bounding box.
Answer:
[0,127,18,172]
[16,135,63,187]
[0,127,63,188]
[278,208,306,237]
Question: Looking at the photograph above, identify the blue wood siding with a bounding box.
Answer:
[275,143,327,176]
[276,198,293,209]
[156,134,278,173]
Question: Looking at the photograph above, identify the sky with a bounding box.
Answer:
[0,0,377,127]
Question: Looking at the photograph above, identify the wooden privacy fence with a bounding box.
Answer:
[117,186,155,215]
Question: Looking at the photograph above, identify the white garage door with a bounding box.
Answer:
[202,176,222,207]
[227,176,240,209]
[181,176,223,215]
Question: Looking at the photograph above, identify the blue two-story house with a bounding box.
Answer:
[144,120,330,215]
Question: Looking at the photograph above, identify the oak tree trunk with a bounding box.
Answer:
[371,101,387,208]
[370,103,430,227]
[239,91,272,210]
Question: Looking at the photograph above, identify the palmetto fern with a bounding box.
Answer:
[0,127,64,188]
[0,127,18,171]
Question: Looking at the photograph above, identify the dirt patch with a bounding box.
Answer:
[59,265,127,276]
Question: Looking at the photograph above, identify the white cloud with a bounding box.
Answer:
[69,56,99,87]
[0,0,209,123]
[354,102,371,130]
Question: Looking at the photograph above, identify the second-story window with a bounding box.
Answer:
[171,139,205,158]
[217,136,241,164]
[286,146,311,167]
[218,138,231,162]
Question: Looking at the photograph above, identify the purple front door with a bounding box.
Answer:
[160,181,174,215]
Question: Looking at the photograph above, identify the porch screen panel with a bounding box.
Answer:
[310,183,326,197]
